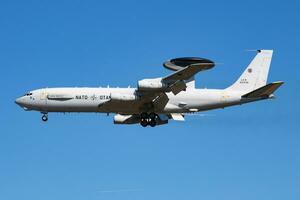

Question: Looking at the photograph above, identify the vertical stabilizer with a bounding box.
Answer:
[227,50,273,92]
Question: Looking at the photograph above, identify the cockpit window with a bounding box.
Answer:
[25,93,33,96]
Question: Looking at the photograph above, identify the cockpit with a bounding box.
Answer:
[24,92,33,96]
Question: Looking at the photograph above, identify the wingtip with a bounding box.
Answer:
[245,49,273,53]
[273,81,284,85]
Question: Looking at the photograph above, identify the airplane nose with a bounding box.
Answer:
[15,97,24,106]
[15,96,31,110]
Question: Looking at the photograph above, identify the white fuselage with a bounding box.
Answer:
[15,87,245,114]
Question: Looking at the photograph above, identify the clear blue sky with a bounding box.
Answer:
[0,0,299,200]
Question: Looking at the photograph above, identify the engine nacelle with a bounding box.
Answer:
[113,114,140,124]
[110,93,138,101]
[138,78,167,91]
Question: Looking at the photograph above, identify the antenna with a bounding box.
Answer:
[245,49,261,52]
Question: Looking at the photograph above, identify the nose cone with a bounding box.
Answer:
[15,97,29,110]
[15,96,32,110]
[15,97,24,106]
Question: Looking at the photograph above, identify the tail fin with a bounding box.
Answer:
[227,50,273,92]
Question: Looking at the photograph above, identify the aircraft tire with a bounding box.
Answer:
[149,112,157,120]
[42,115,48,122]
[149,118,157,127]
[140,119,148,127]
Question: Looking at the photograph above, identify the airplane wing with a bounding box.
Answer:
[100,57,215,113]
[138,62,214,95]
[162,63,214,82]
[135,59,215,111]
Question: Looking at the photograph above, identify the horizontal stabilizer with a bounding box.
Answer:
[242,81,284,99]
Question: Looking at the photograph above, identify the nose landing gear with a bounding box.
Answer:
[41,113,48,122]
[140,112,158,127]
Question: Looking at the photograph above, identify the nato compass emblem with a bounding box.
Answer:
[90,94,96,101]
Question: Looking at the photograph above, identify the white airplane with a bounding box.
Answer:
[15,50,283,127]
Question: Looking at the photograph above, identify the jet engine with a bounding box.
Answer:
[138,78,167,91]
[110,93,138,101]
[113,114,140,124]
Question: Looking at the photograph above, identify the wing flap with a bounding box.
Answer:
[169,80,187,95]
[170,113,185,121]
[153,93,169,111]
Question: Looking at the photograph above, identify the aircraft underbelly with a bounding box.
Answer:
[43,100,141,113]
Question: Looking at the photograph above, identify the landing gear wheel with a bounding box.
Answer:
[140,112,158,127]
[42,114,48,122]
[149,112,157,120]
[149,119,157,127]
[140,119,148,127]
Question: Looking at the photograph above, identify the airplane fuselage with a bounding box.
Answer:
[16,87,245,114]
[15,50,282,126]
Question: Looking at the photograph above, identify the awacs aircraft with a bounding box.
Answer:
[15,50,283,127]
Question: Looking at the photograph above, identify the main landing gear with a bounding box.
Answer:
[41,113,48,122]
[140,112,158,127]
